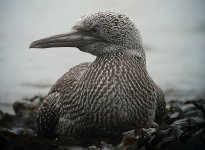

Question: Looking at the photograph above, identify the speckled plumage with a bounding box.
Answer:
[34,10,166,138]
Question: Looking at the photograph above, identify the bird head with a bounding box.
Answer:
[30,10,144,58]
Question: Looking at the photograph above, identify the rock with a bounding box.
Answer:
[59,146,87,150]
[0,96,205,150]
[88,146,98,150]
[0,112,15,128]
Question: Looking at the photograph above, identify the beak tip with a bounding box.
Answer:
[29,41,35,49]
[29,44,32,49]
[29,41,41,49]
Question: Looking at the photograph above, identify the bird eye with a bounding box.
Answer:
[91,26,98,34]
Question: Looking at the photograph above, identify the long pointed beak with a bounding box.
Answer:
[30,30,98,49]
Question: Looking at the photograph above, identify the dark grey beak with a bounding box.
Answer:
[30,30,98,49]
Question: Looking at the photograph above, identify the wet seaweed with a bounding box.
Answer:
[0,96,204,150]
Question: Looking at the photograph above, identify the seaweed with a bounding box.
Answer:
[0,96,204,150]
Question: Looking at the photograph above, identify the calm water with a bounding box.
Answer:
[0,0,205,112]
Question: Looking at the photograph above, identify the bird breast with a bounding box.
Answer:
[61,53,157,130]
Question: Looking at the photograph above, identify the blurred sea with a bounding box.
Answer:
[0,0,205,112]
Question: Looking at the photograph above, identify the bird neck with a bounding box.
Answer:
[95,49,146,66]
[96,44,146,63]
[93,51,146,70]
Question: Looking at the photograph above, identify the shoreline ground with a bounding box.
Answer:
[0,95,204,150]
